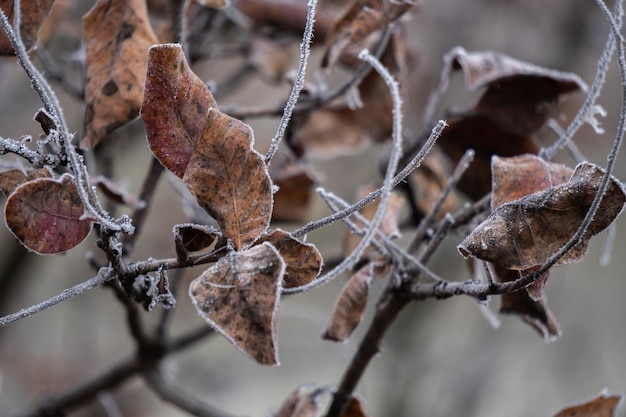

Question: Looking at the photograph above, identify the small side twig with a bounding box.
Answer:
[0,267,114,327]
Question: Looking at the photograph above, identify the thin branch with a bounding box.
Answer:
[291,120,446,240]
[406,148,475,254]
[0,4,133,234]
[285,49,405,294]
[0,267,114,327]
[143,369,240,417]
[539,0,622,160]
[264,0,318,165]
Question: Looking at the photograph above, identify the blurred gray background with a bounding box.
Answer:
[2,1,626,416]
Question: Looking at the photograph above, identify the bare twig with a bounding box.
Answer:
[0,267,114,327]
[291,120,446,240]
[264,0,318,164]
[285,49,405,294]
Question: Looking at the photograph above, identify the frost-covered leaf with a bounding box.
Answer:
[257,229,322,289]
[82,0,158,148]
[188,242,285,365]
[458,162,626,270]
[5,174,93,254]
[183,108,273,250]
[141,43,217,178]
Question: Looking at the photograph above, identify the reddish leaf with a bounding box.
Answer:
[258,229,322,289]
[269,151,315,223]
[141,43,217,178]
[458,162,626,270]
[188,242,285,365]
[0,168,51,196]
[183,108,273,250]
[0,0,54,55]
[322,262,386,342]
[553,392,622,417]
[82,0,158,148]
[5,174,93,254]
[322,0,415,68]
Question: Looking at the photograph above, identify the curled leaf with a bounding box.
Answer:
[458,162,626,270]
[188,242,285,365]
[82,0,158,148]
[258,229,322,289]
[5,174,93,254]
[183,108,273,250]
[173,223,220,253]
[141,43,217,178]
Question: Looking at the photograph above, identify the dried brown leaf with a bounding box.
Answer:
[249,36,291,83]
[173,223,220,253]
[0,168,51,196]
[92,175,145,209]
[141,43,217,178]
[183,108,273,250]
[553,392,622,417]
[274,387,320,417]
[496,265,560,342]
[258,229,322,289]
[5,174,93,254]
[188,242,285,365]
[322,0,417,68]
[269,151,315,223]
[322,262,385,342]
[437,114,540,201]
[82,0,158,148]
[448,47,587,95]
[491,154,573,209]
[0,0,55,55]
[458,162,626,270]
[408,150,457,220]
